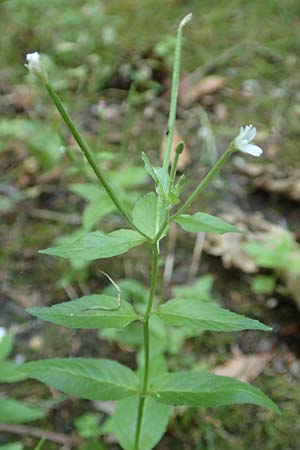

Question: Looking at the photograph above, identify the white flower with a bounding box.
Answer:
[234,125,263,157]
[25,52,48,82]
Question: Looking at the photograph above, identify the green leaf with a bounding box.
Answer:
[251,275,276,294]
[39,229,146,261]
[175,212,241,234]
[173,275,215,302]
[27,295,140,329]
[132,192,158,239]
[103,278,147,304]
[0,119,62,169]
[151,371,279,413]
[33,439,46,450]
[110,396,171,450]
[23,358,139,401]
[110,166,147,188]
[0,443,23,450]
[101,322,144,349]
[155,299,271,332]
[75,412,102,439]
[142,152,157,182]
[70,183,104,201]
[70,183,115,230]
[0,398,45,424]
[0,330,14,360]
[0,361,27,383]
[154,167,169,200]
[82,200,115,230]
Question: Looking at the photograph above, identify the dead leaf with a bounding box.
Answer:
[161,127,190,171]
[239,162,300,202]
[213,102,228,122]
[203,207,293,273]
[212,348,273,382]
[204,232,257,273]
[2,85,34,112]
[6,287,41,307]
[179,75,226,107]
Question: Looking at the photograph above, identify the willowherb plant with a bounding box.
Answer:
[23,14,279,450]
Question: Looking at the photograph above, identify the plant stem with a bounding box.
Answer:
[162,15,191,172]
[174,144,234,217]
[168,141,184,196]
[45,82,150,239]
[133,243,159,450]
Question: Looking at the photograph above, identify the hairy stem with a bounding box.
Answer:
[134,243,159,450]
[45,83,150,239]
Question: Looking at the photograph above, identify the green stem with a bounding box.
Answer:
[134,243,159,450]
[168,141,184,196]
[174,144,234,217]
[45,83,150,239]
[162,18,189,173]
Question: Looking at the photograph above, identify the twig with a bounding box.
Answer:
[63,284,78,301]
[163,222,177,295]
[0,424,82,447]
[29,209,81,225]
[188,232,206,284]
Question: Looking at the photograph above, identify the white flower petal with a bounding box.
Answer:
[241,144,263,157]
[26,52,40,65]
[234,124,263,157]
[246,125,256,142]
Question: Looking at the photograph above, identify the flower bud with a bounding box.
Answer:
[25,52,48,83]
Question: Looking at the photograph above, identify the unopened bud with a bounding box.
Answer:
[179,13,192,30]
[175,141,185,155]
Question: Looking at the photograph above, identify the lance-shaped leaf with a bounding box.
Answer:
[0,443,24,450]
[110,396,171,450]
[155,299,271,332]
[151,371,279,413]
[23,358,139,401]
[27,295,140,329]
[0,330,14,360]
[132,192,158,239]
[39,229,146,261]
[0,361,27,383]
[0,398,45,424]
[175,212,240,234]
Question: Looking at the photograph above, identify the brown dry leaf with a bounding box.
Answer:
[204,232,257,273]
[280,271,300,309]
[161,127,190,171]
[212,348,273,382]
[6,287,41,307]
[203,207,292,273]
[179,75,225,107]
[239,162,300,202]
[2,85,34,112]
[95,401,116,415]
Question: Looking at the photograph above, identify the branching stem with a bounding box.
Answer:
[45,83,150,240]
[174,144,234,217]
